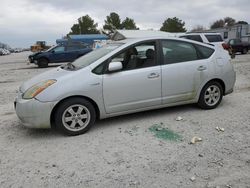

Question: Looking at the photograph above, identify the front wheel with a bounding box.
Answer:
[37,58,49,68]
[198,81,223,109]
[54,98,96,136]
[242,48,248,54]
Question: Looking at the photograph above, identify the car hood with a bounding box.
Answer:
[29,52,43,57]
[20,66,73,93]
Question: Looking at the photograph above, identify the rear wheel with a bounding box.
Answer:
[242,48,248,54]
[54,98,96,136]
[37,58,49,68]
[198,81,223,109]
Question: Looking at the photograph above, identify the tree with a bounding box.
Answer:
[160,17,186,32]
[78,15,99,34]
[68,15,99,35]
[121,17,138,30]
[191,25,206,32]
[210,19,225,29]
[69,24,80,35]
[103,12,122,32]
[224,17,236,26]
[210,17,236,29]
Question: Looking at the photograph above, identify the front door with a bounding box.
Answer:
[49,46,66,62]
[103,41,162,114]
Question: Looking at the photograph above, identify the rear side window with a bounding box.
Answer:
[195,44,215,59]
[205,35,223,42]
[162,40,198,64]
[180,35,203,43]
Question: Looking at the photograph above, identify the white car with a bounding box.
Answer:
[15,36,236,135]
[180,33,225,48]
[4,49,10,55]
[0,48,10,55]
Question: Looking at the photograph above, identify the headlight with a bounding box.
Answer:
[23,79,56,99]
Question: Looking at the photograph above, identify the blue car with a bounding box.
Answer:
[29,43,92,68]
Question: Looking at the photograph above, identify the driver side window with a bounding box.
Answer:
[110,41,157,72]
[53,46,65,52]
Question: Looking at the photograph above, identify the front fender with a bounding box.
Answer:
[35,69,106,118]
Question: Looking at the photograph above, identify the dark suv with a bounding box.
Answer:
[227,39,250,54]
[29,42,92,68]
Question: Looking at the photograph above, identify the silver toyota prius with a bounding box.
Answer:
[15,37,236,135]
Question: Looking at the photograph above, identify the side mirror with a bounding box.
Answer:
[51,50,55,53]
[108,62,123,72]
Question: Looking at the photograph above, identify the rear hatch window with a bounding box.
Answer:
[180,35,203,43]
[205,35,223,42]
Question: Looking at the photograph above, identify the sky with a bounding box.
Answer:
[0,0,249,48]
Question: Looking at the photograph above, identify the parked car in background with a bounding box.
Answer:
[180,33,235,58]
[3,49,10,55]
[15,36,236,135]
[180,33,224,46]
[28,42,92,68]
[0,48,10,55]
[8,48,15,53]
[14,48,22,53]
[227,38,250,54]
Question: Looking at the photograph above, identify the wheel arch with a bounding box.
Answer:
[50,95,100,129]
[38,56,50,63]
[201,78,225,95]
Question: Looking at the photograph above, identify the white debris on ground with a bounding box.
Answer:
[175,116,183,121]
[215,126,225,132]
[190,136,202,144]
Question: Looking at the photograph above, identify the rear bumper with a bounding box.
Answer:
[224,68,236,96]
[225,88,233,95]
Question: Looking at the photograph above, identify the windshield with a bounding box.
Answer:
[45,45,57,52]
[72,43,122,68]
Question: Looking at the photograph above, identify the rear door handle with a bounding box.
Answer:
[197,66,207,71]
[148,72,160,79]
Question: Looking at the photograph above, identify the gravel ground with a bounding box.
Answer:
[0,52,250,188]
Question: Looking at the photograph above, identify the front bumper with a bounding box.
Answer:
[15,93,57,129]
[28,57,38,64]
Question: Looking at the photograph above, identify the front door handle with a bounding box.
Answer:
[197,66,207,71]
[148,72,160,79]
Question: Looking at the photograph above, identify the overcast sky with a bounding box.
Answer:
[0,0,249,47]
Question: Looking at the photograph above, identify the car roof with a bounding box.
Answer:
[182,32,222,36]
[108,36,215,49]
[112,30,175,40]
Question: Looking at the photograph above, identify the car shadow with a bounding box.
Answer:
[93,104,198,130]
[14,104,197,138]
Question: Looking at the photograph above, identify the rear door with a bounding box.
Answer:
[160,40,210,104]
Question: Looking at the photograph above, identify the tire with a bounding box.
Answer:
[198,81,223,109]
[242,48,248,54]
[54,98,96,136]
[37,58,49,68]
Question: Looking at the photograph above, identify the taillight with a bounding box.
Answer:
[222,43,229,49]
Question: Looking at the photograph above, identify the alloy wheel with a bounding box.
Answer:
[62,104,91,132]
[204,85,221,106]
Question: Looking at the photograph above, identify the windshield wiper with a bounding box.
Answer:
[65,62,76,70]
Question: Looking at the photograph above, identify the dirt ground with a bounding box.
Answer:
[0,52,250,188]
